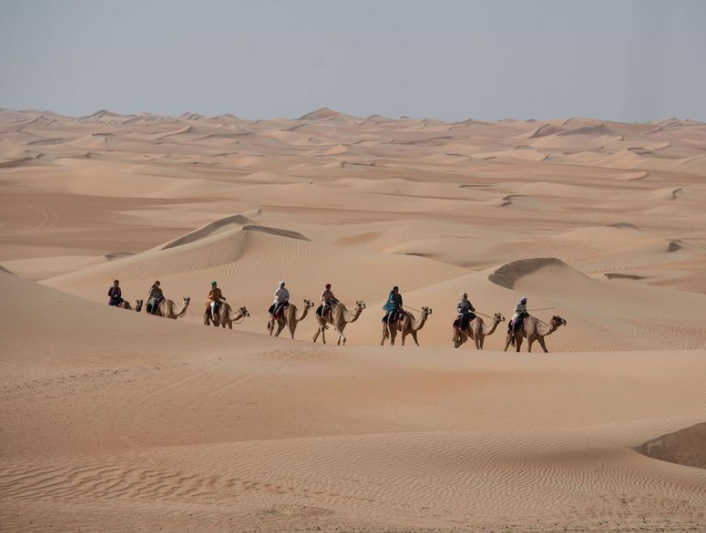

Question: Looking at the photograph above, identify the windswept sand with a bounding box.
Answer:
[1,108,706,532]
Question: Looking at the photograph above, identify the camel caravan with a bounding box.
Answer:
[268,299,314,339]
[313,300,366,346]
[107,280,567,351]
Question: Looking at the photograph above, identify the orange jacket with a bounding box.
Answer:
[208,288,223,303]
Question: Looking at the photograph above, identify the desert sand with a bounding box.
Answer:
[1,107,705,532]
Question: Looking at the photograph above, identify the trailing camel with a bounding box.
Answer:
[504,315,567,353]
[267,299,314,339]
[381,307,433,346]
[204,302,250,329]
[118,299,143,312]
[453,312,505,350]
[142,297,191,319]
[313,300,366,346]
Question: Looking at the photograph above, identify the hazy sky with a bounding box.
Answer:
[1,0,705,121]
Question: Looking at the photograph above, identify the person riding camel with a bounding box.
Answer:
[456,292,476,330]
[382,286,403,324]
[269,281,290,322]
[146,281,164,315]
[509,296,529,332]
[207,281,225,320]
[318,283,338,317]
[108,279,123,307]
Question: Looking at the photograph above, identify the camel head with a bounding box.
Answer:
[494,312,505,323]
[303,299,314,309]
[551,315,567,328]
[356,301,366,311]
[240,306,250,317]
[184,297,191,304]
[421,307,433,318]
[135,299,144,312]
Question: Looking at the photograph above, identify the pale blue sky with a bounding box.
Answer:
[1,0,704,121]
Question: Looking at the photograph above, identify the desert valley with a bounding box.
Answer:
[1,106,705,532]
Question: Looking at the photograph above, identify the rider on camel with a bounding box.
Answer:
[108,279,123,307]
[509,296,529,332]
[382,286,403,324]
[146,281,164,315]
[207,281,225,319]
[269,281,290,322]
[318,283,338,317]
[456,292,476,330]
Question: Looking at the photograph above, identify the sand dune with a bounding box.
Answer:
[2,109,706,532]
[636,423,706,469]
[488,257,566,289]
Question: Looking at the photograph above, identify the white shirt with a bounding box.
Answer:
[274,287,290,304]
[457,299,474,313]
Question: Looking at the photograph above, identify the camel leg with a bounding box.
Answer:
[389,329,396,346]
[381,324,388,346]
[412,331,419,347]
[227,320,232,330]
[336,325,347,346]
[313,323,326,343]
[480,337,485,350]
[504,333,512,352]
[538,337,549,353]
[268,321,274,336]
[527,338,534,353]
[458,331,468,348]
[275,321,285,337]
[289,322,296,339]
[204,313,210,326]
[515,335,523,353]
[401,331,406,346]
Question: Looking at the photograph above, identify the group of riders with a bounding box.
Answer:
[454,293,529,334]
[108,279,531,333]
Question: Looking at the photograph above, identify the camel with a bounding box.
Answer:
[312,300,366,345]
[117,299,143,312]
[267,299,314,339]
[204,302,250,329]
[381,307,433,346]
[453,312,505,350]
[142,297,191,319]
[504,315,567,353]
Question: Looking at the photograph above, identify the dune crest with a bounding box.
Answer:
[488,257,572,289]
[636,423,706,470]
[161,214,255,250]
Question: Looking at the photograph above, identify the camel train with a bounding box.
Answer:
[117,296,191,319]
[504,315,567,353]
[108,280,567,351]
[267,299,314,339]
[313,300,366,345]
[453,312,505,350]
[204,302,250,329]
[381,306,433,346]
